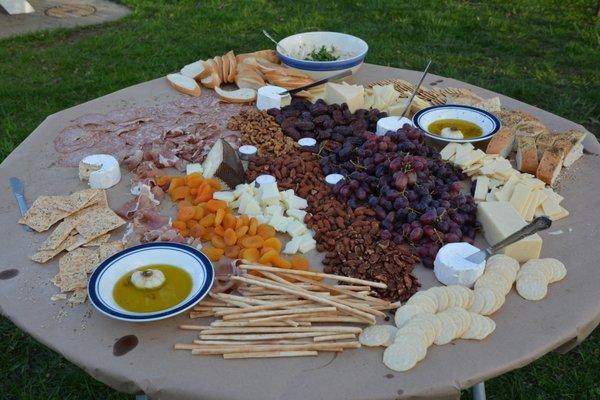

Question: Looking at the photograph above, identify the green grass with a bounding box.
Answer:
[0,0,599,398]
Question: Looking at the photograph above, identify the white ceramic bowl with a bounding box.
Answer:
[412,104,501,145]
[88,242,214,322]
[276,31,368,80]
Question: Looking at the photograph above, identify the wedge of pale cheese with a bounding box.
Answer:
[323,82,365,113]
[477,201,542,262]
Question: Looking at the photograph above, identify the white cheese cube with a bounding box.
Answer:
[286,208,307,221]
[474,176,490,202]
[233,183,254,198]
[238,192,259,215]
[264,205,284,216]
[255,214,270,224]
[212,191,235,203]
[259,182,280,206]
[286,219,308,237]
[186,163,203,176]
[477,201,542,262]
[244,200,262,216]
[298,234,316,253]
[283,236,302,254]
[269,214,291,232]
[282,192,308,210]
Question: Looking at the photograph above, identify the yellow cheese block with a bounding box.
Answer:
[477,201,542,262]
[323,82,364,113]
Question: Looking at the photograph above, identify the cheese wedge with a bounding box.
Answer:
[477,201,542,262]
[323,82,365,112]
[474,176,490,202]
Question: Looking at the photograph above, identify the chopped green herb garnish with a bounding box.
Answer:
[305,45,339,61]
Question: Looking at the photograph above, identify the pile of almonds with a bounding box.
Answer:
[227,110,297,156]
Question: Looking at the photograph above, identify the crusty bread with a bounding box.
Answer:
[236,50,279,65]
[166,73,201,97]
[555,130,586,168]
[536,146,565,186]
[225,50,237,83]
[515,135,539,174]
[213,56,224,82]
[255,58,284,73]
[474,97,501,113]
[534,132,559,159]
[203,59,219,75]
[486,126,515,157]
[180,60,209,80]
[214,87,257,103]
[235,63,265,90]
[221,55,230,83]
[200,71,222,89]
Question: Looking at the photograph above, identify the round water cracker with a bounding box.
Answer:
[403,316,436,346]
[381,325,399,347]
[477,316,496,340]
[394,304,425,328]
[407,291,438,313]
[477,287,502,316]
[396,323,432,348]
[393,333,428,360]
[359,325,393,347]
[475,271,511,295]
[516,273,548,301]
[519,260,553,282]
[429,287,449,311]
[434,312,459,345]
[448,285,474,309]
[468,290,486,314]
[522,258,566,283]
[462,314,495,340]
[547,259,567,282]
[487,293,505,314]
[486,262,518,284]
[383,344,419,372]
[486,254,519,276]
[446,307,472,337]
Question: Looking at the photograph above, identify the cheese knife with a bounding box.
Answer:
[279,69,353,96]
[400,59,432,118]
[466,216,552,264]
[9,177,32,231]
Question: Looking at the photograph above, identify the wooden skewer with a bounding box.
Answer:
[223,351,318,359]
[200,326,362,334]
[313,334,357,342]
[190,341,360,355]
[232,276,376,324]
[239,264,387,289]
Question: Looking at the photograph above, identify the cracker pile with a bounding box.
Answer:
[19,188,126,304]
[175,263,400,359]
[363,254,567,372]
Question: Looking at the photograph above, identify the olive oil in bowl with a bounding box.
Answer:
[428,119,483,139]
[113,264,192,313]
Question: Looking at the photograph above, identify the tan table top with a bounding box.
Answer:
[1,63,599,400]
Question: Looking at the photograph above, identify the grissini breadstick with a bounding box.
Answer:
[238,263,387,289]
[222,307,338,321]
[191,341,360,355]
[210,320,312,327]
[223,351,318,359]
[198,332,339,341]
[313,334,357,342]
[201,326,362,334]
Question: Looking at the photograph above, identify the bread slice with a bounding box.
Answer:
[515,135,539,174]
[200,72,222,89]
[221,54,230,83]
[534,132,559,159]
[536,146,565,186]
[180,60,209,80]
[486,126,515,157]
[214,87,257,103]
[166,73,201,96]
[213,56,225,82]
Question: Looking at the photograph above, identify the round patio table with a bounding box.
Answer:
[1,63,599,400]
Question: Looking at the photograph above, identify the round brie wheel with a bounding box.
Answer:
[433,242,485,287]
[376,116,413,136]
[325,173,344,186]
[238,145,258,160]
[255,174,276,186]
[78,154,121,189]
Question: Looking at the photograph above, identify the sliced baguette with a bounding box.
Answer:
[180,60,209,80]
[214,87,257,103]
[200,72,222,89]
[534,132,559,159]
[486,126,515,157]
[225,50,237,83]
[515,135,538,174]
[536,146,565,186]
[556,130,586,168]
[236,50,279,64]
[213,56,225,82]
[221,54,230,83]
[166,73,201,97]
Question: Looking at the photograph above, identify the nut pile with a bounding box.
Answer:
[227,110,297,156]
[323,230,421,301]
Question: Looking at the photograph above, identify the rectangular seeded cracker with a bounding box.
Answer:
[82,233,111,247]
[38,220,77,251]
[18,196,72,232]
[55,247,99,292]
[98,241,125,261]
[75,208,125,241]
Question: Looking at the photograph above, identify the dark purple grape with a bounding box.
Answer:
[409,228,424,242]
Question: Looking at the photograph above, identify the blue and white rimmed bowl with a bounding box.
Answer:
[413,104,501,145]
[88,242,214,322]
[276,31,368,80]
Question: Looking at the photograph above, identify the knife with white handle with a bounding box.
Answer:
[10,177,32,231]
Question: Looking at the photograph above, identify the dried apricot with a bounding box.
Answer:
[194,206,205,220]
[170,186,189,201]
[256,224,276,239]
[201,227,215,241]
[206,178,221,190]
[222,214,237,230]
[240,235,264,248]
[195,184,213,203]
[211,235,226,249]
[224,245,240,258]
[235,225,249,239]
[262,237,282,253]
[199,213,216,227]
[214,225,225,236]
[177,200,193,210]
[240,248,260,262]
[206,199,228,212]
[189,224,205,239]
[155,175,171,186]
[202,246,224,261]
[186,220,199,229]
[177,206,196,221]
[291,255,310,270]
[260,246,274,256]
[168,177,185,193]
[259,249,279,264]
[248,218,259,236]
[172,220,187,230]
[214,208,226,225]
[185,172,204,187]
[272,255,292,269]
[224,228,237,246]
[236,215,250,229]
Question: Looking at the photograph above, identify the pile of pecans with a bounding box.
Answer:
[227,110,298,157]
[323,229,421,302]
